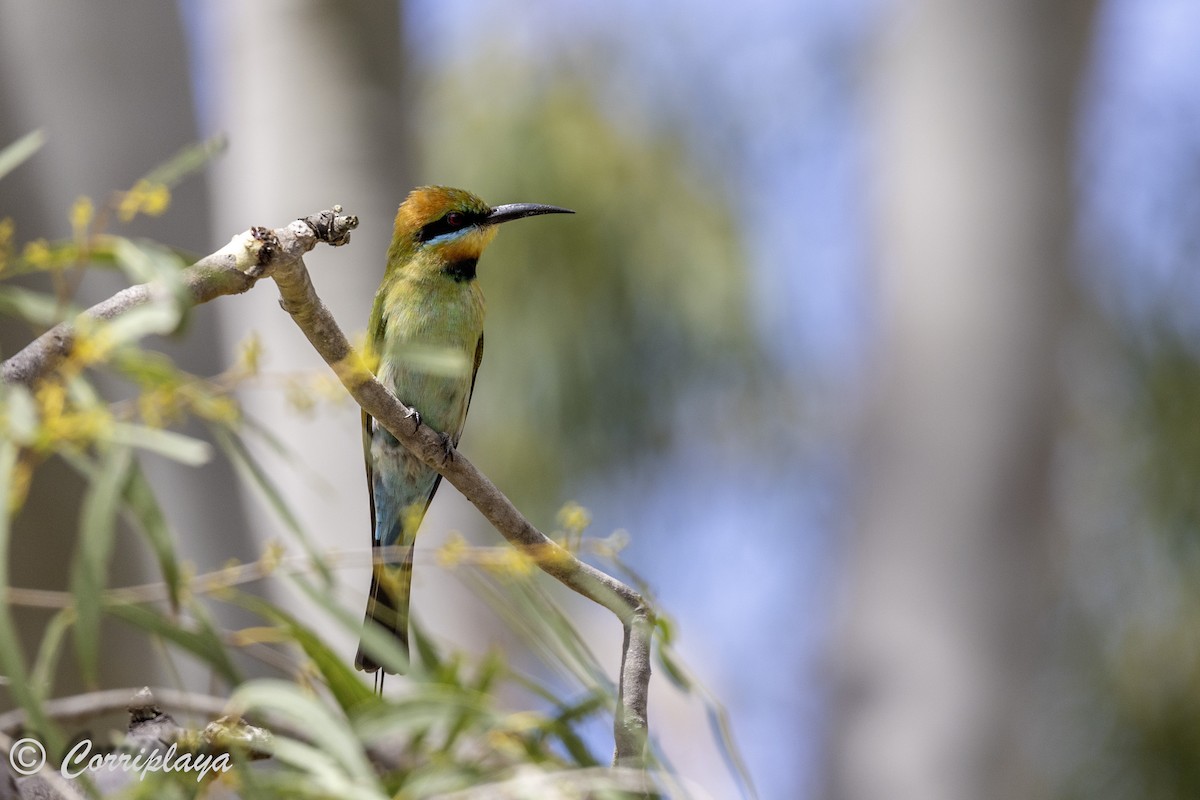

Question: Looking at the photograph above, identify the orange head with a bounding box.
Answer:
[386,186,573,281]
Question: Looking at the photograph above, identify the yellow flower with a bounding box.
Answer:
[34,381,66,422]
[22,238,53,269]
[141,183,170,216]
[236,333,264,376]
[116,188,140,223]
[260,540,286,574]
[0,217,14,272]
[138,386,180,428]
[353,333,381,374]
[485,712,546,756]
[229,627,288,646]
[194,392,239,424]
[436,532,469,568]
[556,501,592,536]
[498,711,544,733]
[117,180,171,223]
[7,458,32,513]
[332,345,378,389]
[483,546,535,578]
[33,388,114,449]
[70,326,116,366]
[70,195,94,239]
[284,378,317,415]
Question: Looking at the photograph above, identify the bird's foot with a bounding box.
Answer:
[404,407,421,433]
[439,431,455,463]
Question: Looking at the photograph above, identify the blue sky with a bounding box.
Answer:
[1082,0,1200,341]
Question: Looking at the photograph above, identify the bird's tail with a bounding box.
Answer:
[355,546,413,674]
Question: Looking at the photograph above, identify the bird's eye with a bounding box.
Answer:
[445,211,466,228]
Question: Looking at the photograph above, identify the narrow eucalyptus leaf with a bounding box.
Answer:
[70,446,134,686]
[108,422,211,466]
[0,129,45,181]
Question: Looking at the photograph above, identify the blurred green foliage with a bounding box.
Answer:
[0,135,751,798]
[1056,330,1200,800]
[1132,336,1200,554]
[420,58,760,509]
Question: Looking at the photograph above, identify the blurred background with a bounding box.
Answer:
[1,0,1199,797]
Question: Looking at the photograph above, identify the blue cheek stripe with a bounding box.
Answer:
[424,227,475,247]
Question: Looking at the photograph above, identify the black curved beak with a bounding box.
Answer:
[485,203,574,225]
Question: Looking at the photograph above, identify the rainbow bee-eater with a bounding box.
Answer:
[355,186,573,675]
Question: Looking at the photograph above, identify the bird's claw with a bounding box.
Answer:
[404,407,421,432]
[439,432,455,462]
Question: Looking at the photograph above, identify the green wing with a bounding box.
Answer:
[362,290,389,542]
[461,332,484,444]
[362,409,376,538]
[362,332,484,543]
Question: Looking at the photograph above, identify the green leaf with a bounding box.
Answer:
[240,414,336,495]
[655,642,692,691]
[211,424,304,536]
[550,695,603,767]
[184,599,248,683]
[437,651,504,756]
[462,569,608,690]
[271,737,389,800]
[61,369,102,409]
[656,636,757,800]
[0,438,64,752]
[70,446,133,686]
[230,591,376,713]
[0,129,45,182]
[0,285,71,327]
[122,462,182,611]
[111,347,183,386]
[141,134,227,188]
[110,237,164,285]
[288,571,409,677]
[231,679,385,797]
[1,383,38,445]
[101,300,182,345]
[107,422,211,466]
[211,425,329,580]
[352,687,494,742]
[30,608,73,697]
[110,237,190,326]
[655,613,676,646]
[57,451,182,611]
[106,602,241,686]
[706,698,759,800]
[409,617,445,673]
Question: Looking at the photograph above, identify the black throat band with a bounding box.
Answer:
[444,257,478,282]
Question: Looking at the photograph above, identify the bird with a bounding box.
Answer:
[355,186,573,676]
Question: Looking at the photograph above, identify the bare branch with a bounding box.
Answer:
[0,686,229,735]
[0,730,86,800]
[3,542,624,609]
[615,616,654,766]
[0,208,359,387]
[0,208,654,766]
[262,212,654,766]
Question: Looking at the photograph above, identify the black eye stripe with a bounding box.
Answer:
[417,210,487,242]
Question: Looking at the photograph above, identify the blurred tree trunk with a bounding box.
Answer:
[0,0,413,701]
[202,0,413,658]
[0,0,240,699]
[827,3,1096,799]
